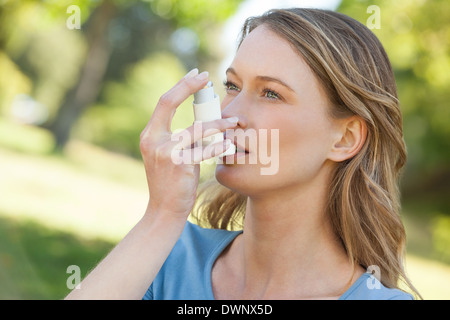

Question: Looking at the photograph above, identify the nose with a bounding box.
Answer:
[221,95,248,129]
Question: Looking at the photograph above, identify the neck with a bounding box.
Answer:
[237,171,356,299]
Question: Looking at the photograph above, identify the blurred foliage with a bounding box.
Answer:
[74,52,193,157]
[0,52,32,114]
[432,215,450,263]
[0,118,55,154]
[0,0,242,149]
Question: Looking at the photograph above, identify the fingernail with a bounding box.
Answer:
[196,71,209,81]
[226,116,239,124]
[184,68,199,79]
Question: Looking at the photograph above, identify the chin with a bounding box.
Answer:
[215,162,248,192]
[214,162,269,197]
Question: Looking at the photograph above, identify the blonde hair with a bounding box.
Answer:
[191,8,420,298]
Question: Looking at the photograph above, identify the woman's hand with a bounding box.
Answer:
[140,68,238,221]
[65,69,238,300]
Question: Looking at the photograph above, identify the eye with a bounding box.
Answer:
[263,88,281,101]
[223,80,241,93]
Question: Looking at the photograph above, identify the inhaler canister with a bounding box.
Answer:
[193,81,236,157]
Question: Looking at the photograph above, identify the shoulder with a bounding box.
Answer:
[340,273,414,300]
[143,221,242,300]
[160,220,241,272]
[178,221,241,253]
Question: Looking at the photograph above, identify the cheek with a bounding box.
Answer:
[276,114,333,179]
[214,109,334,192]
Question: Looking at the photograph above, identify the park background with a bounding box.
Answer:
[0,0,449,299]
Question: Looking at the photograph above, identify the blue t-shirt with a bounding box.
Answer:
[143,221,413,300]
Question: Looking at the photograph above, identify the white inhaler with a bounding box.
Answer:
[193,81,236,157]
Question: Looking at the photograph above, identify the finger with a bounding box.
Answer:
[146,69,209,135]
[171,117,239,150]
[140,68,199,139]
[178,139,233,164]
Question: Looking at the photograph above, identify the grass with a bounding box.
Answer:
[0,216,113,299]
[0,139,149,242]
[0,119,449,299]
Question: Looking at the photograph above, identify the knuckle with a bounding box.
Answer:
[140,128,148,141]
[219,118,230,128]
[139,134,159,154]
[139,137,153,154]
[158,93,174,108]
[181,78,197,92]
[206,119,226,132]
[203,126,220,138]
[144,143,170,163]
[154,144,166,159]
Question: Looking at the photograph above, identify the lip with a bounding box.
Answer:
[221,150,248,163]
[224,133,249,154]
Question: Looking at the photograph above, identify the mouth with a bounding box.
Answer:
[235,147,249,154]
[224,134,249,154]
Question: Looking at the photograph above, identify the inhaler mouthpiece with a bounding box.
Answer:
[193,81,236,157]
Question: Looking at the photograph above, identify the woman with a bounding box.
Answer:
[66,8,419,300]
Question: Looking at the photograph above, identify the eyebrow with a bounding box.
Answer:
[226,67,295,92]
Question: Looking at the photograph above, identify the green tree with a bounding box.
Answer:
[49,0,242,150]
[1,0,242,150]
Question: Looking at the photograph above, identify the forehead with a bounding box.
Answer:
[232,25,313,85]
[239,24,292,54]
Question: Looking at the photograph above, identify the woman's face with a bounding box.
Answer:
[215,24,340,197]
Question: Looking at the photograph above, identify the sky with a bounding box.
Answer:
[218,0,342,75]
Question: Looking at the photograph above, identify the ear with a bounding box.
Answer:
[328,116,367,162]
